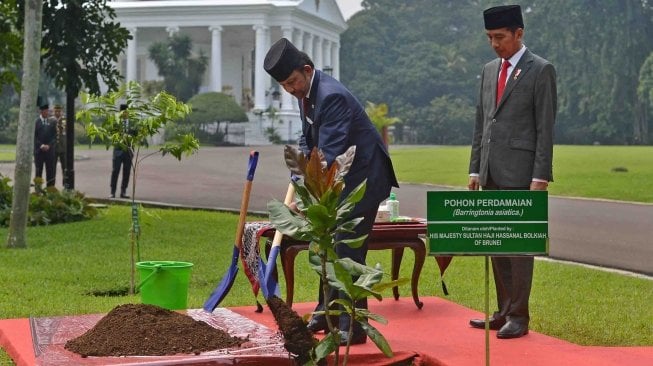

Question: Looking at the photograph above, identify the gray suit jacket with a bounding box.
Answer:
[469,48,557,187]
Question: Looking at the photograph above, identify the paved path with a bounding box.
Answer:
[2,145,651,276]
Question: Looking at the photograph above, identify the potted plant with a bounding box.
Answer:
[77,81,200,295]
[268,145,406,365]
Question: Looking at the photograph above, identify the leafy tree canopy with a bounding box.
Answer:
[17,0,132,95]
[638,52,653,110]
[343,0,653,145]
[0,0,22,90]
[148,34,208,102]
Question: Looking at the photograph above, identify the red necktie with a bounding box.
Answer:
[496,59,511,106]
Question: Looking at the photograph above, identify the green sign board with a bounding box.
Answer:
[427,190,548,255]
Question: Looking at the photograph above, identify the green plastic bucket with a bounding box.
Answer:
[136,261,193,310]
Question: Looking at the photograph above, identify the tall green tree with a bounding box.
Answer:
[342,0,653,145]
[148,34,208,102]
[528,0,653,144]
[637,52,653,143]
[7,0,43,249]
[0,0,22,91]
[342,0,484,144]
[18,0,132,188]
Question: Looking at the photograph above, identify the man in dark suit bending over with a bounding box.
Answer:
[264,38,398,345]
[468,5,557,339]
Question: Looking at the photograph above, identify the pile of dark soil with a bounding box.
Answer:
[64,303,247,357]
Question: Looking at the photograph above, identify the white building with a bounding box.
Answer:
[110,0,347,144]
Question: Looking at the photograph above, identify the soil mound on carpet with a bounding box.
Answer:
[267,296,317,365]
[65,303,247,357]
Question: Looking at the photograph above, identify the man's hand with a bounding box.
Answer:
[468,176,480,191]
[288,201,299,213]
[40,144,50,152]
[530,181,548,191]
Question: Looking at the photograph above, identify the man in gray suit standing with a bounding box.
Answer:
[468,5,556,339]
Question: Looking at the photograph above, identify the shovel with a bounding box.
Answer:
[203,150,259,312]
[259,183,296,299]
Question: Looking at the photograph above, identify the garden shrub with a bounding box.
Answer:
[0,175,98,227]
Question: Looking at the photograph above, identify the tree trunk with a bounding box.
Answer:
[7,0,43,249]
[64,90,76,189]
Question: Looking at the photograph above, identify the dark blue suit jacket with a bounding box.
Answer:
[34,117,56,156]
[298,70,398,215]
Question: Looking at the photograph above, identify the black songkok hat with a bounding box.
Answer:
[39,104,49,111]
[119,103,128,111]
[484,5,524,30]
[264,38,305,82]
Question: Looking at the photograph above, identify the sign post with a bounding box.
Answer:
[427,190,548,365]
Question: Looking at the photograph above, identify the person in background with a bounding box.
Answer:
[264,38,398,346]
[468,5,557,339]
[53,104,66,188]
[110,104,134,199]
[34,104,57,187]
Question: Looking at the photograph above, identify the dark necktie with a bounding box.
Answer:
[303,98,318,146]
[496,59,511,106]
[302,98,310,121]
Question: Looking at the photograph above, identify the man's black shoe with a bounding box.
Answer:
[109,193,116,199]
[120,193,130,199]
[306,316,329,333]
[338,330,367,346]
[497,319,529,339]
[469,315,506,330]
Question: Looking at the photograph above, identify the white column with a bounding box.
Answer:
[126,27,137,83]
[295,29,304,52]
[264,27,271,96]
[166,25,179,37]
[253,25,269,111]
[281,26,294,112]
[305,33,314,61]
[314,36,323,70]
[324,39,332,70]
[333,41,341,80]
[292,30,304,111]
[209,26,223,92]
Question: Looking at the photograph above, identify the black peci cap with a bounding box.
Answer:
[484,5,524,30]
[119,103,128,111]
[39,104,49,111]
[264,38,306,82]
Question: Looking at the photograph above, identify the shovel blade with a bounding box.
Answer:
[203,246,240,312]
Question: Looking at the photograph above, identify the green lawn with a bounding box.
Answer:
[0,206,650,350]
[0,144,16,162]
[1,145,652,364]
[390,145,653,203]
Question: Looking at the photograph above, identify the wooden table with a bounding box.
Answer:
[262,221,427,309]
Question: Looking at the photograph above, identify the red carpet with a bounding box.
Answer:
[1,296,651,365]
